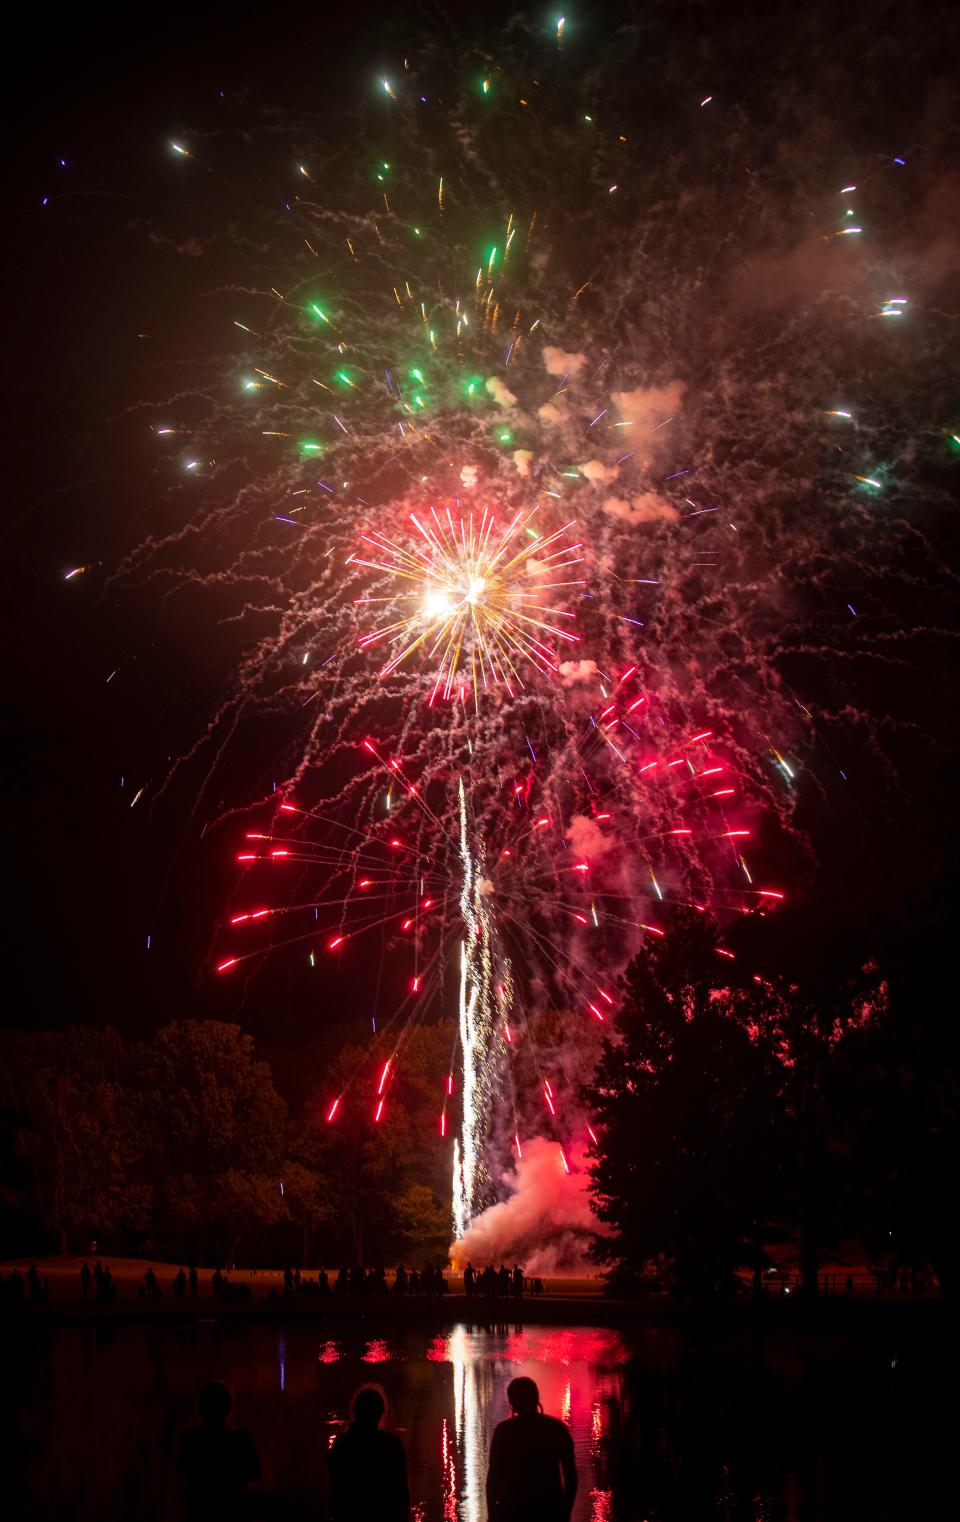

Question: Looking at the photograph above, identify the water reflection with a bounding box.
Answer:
[7,1316,947,1521]
[446,1325,625,1522]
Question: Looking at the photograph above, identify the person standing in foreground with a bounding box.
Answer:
[328,1385,409,1522]
[180,1381,261,1521]
[486,1376,578,1522]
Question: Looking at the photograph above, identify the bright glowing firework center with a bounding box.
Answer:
[355,505,584,705]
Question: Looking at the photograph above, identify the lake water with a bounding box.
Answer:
[7,1314,946,1520]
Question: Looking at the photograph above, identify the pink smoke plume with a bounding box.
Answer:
[452,1135,610,1275]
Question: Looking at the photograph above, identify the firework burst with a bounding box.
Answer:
[60,9,959,1264]
[354,506,584,704]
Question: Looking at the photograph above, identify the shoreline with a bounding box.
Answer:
[4,1256,946,1333]
[2,1294,947,1332]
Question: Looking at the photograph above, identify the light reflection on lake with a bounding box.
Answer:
[7,1316,945,1520]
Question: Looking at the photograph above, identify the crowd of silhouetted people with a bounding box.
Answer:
[463,1262,542,1299]
[266,1264,451,1302]
[180,1373,576,1521]
[0,1262,50,1304]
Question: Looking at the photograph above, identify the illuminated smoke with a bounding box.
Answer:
[454,1135,609,1274]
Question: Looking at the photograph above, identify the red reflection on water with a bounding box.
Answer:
[361,1339,392,1363]
[317,1341,340,1363]
[441,1416,458,1522]
[426,1337,448,1363]
[591,1400,605,1450]
[590,1488,614,1521]
[503,1328,622,1366]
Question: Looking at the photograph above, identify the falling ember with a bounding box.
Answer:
[326,1097,341,1123]
[559,1147,571,1174]
[377,1059,391,1095]
[216,957,238,973]
[374,1099,385,1123]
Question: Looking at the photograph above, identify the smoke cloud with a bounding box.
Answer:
[578,458,619,484]
[537,398,568,428]
[452,1135,608,1274]
[542,345,588,379]
[603,492,679,523]
[566,813,613,862]
[558,659,599,686]
[485,376,517,407]
[611,380,685,432]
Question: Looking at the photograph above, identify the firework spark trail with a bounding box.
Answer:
[453,777,499,1240]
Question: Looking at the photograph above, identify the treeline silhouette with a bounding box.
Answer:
[590,901,955,1300]
[0,1018,457,1267]
[1,892,954,1299]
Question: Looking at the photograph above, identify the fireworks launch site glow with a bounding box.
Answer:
[57,12,958,1268]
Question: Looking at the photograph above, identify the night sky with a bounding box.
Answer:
[4,0,958,1054]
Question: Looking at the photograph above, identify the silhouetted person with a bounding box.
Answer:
[486,1376,577,1522]
[513,1265,524,1299]
[180,1381,261,1521]
[189,1265,199,1297]
[328,1385,409,1522]
[80,1262,91,1300]
[464,1263,475,1297]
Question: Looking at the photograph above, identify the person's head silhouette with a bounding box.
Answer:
[351,1385,387,1429]
[197,1381,233,1426]
[506,1376,542,1416]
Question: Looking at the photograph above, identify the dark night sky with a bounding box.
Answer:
[3,1,958,1050]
